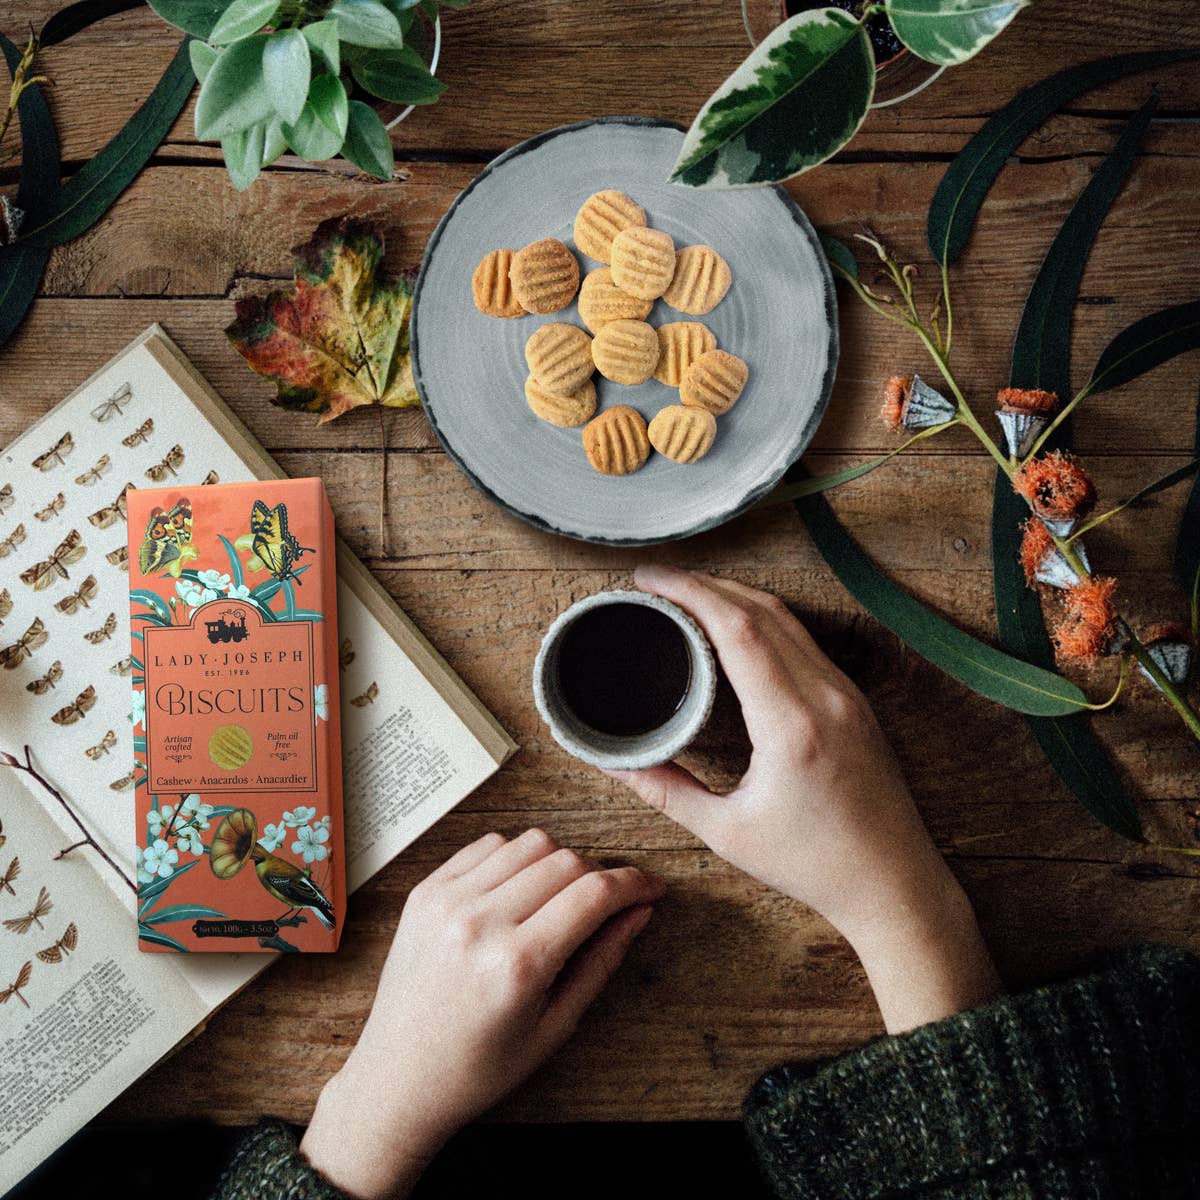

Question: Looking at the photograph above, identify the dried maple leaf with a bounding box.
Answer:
[226,217,418,422]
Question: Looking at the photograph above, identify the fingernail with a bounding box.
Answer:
[634,562,684,590]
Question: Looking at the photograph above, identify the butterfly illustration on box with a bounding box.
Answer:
[237,500,314,586]
[84,614,116,644]
[37,923,79,964]
[88,484,131,530]
[0,856,19,896]
[1,617,47,669]
[91,382,130,422]
[4,885,51,933]
[52,686,96,725]
[75,454,111,486]
[32,432,73,471]
[54,575,99,615]
[137,497,195,578]
[0,483,13,514]
[0,522,26,557]
[20,529,85,590]
[26,660,63,694]
[122,418,154,448]
[34,492,65,522]
[144,445,184,482]
[0,961,32,1008]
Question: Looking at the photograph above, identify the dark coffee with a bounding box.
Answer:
[556,603,692,736]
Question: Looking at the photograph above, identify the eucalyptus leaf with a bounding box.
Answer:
[263,28,311,125]
[0,246,50,348]
[819,232,858,281]
[283,76,348,160]
[330,0,407,48]
[1174,385,1200,602]
[209,0,277,43]
[1075,456,1200,537]
[885,0,1026,66]
[928,49,1200,265]
[671,7,873,189]
[189,39,218,82]
[342,100,395,179]
[17,38,194,249]
[195,34,273,140]
[350,46,445,103]
[222,121,266,190]
[302,18,341,73]
[147,0,227,38]
[1085,299,1200,397]
[40,0,145,47]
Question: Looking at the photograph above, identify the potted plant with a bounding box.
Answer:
[147,0,468,190]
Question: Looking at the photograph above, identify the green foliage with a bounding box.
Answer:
[153,0,462,188]
[885,0,1026,67]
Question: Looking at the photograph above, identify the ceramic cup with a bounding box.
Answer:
[533,589,717,771]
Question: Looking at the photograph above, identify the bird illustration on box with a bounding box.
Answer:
[209,808,334,931]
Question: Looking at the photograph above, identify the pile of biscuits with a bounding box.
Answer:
[470,189,748,476]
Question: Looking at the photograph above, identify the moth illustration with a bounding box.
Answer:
[36,923,79,964]
[0,522,26,557]
[32,432,74,471]
[0,961,32,1008]
[0,857,18,896]
[350,681,379,707]
[0,587,11,625]
[54,575,99,615]
[121,417,154,448]
[109,655,134,676]
[91,382,131,422]
[1,617,48,669]
[248,500,313,585]
[4,885,51,933]
[201,470,220,485]
[20,528,85,589]
[52,685,96,725]
[0,483,13,513]
[26,660,63,694]
[137,497,193,577]
[106,544,129,571]
[85,729,116,759]
[88,484,131,529]
[75,454,111,486]
[144,444,184,481]
[338,638,355,670]
[83,613,117,644]
[34,492,65,522]
[109,768,137,791]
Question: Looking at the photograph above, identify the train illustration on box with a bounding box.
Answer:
[205,610,249,644]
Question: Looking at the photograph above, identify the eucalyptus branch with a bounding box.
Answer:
[0,31,49,161]
[1024,379,1095,461]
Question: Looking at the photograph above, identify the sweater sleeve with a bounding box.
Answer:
[209,1115,351,1200]
[741,942,1200,1199]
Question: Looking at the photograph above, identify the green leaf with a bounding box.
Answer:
[144,902,227,925]
[40,0,145,47]
[1175,386,1200,600]
[284,74,348,158]
[262,28,311,125]
[147,0,227,37]
[261,115,288,164]
[222,121,266,190]
[219,534,245,586]
[136,857,200,903]
[209,0,278,44]
[342,100,395,179]
[1075,456,1200,539]
[310,72,350,138]
[302,18,341,73]
[792,477,1092,717]
[928,50,1200,265]
[330,0,406,47]
[195,34,273,140]
[137,924,190,951]
[819,232,857,281]
[0,246,51,349]
[189,39,218,82]
[1085,299,1200,398]
[129,588,172,620]
[671,7,873,188]
[884,0,1025,66]
[350,47,445,104]
[283,579,297,620]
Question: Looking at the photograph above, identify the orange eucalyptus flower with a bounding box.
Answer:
[1013,451,1097,521]
[997,387,1059,415]
[1019,519,1057,586]
[881,375,911,431]
[1052,576,1119,663]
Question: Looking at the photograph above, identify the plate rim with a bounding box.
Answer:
[410,113,839,547]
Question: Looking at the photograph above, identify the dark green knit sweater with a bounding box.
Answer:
[209,943,1200,1199]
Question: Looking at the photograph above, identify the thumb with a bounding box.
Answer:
[602,762,719,842]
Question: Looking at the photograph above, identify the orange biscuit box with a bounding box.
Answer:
[127,478,344,953]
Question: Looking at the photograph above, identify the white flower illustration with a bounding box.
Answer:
[314,683,328,723]
[179,793,213,830]
[315,815,332,834]
[225,582,258,605]
[142,838,179,878]
[147,804,175,837]
[197,569,231,591]
[283,806,317,828]
[292,824,329,864]
[135,847,154,884]
[175,579,219,610]
[177,826,205,857]
[258,822,287,852]
[130,688,145,729]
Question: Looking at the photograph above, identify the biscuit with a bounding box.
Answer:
[524,323,594,393]
[582,406,651,476]
[573,190,647,264]
[471,249,526,318]
[648,405,717,464]
[509,238,580,314]
[653,321,717,387]
[577,267,653,333]
[524,375,597,428]
[610,227,677,301]
[680,349,748,415]
[209,723,253,770]
[591,319,660,385]
[662,245,732,315]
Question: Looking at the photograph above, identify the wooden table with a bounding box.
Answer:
[3,0,1199,1125]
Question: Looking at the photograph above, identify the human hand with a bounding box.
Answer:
[300,828,663,1199]
[607,564,999,1034]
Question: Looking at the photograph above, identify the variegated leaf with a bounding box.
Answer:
[885,0,1027,67]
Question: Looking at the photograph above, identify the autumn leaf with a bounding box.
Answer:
[226,216,418,422]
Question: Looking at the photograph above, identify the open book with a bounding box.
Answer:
[0,326,515,1193]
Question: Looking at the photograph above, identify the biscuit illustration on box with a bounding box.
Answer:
[209,723,254,770]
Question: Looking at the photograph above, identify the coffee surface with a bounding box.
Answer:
[557,603,692,736]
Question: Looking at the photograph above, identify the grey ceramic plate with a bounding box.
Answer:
[411,116,838,546]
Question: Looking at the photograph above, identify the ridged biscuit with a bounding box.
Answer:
[582,406,651,476]
[662,245,732,315]
[648,405,717,464]
[591,319,660,385]
[654,321,717,387]
[509,238,580,314]
[524,323,594,393]
[573,190,647,264]
[209,723,254,770]
[610,227,677,301]
[577,267,653,333]
[680,349,748,415]
[471,249,526,318]
[524,375,597,428]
